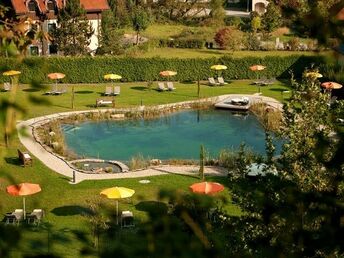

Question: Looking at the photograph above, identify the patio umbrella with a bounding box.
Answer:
[47,72,66,90]
[159,70,177,83]
[3,70,21,76]
[100,187,135,224]
[6,183,42,219]
[321,81,342,90]
[189,182,224,195]
[249,65,266,71]
[104,74,122,80]
[210,65,227,78]
[305,71,323,79]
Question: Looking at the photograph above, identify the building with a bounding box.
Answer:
[9,0,110,55]
[251,0,268,14]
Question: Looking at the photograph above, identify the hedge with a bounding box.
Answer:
[0,55,324,84]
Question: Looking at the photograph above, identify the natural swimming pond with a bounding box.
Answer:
[62,109,282,161]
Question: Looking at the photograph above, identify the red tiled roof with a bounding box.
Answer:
[11,0,109,15]
[337,8,344,20]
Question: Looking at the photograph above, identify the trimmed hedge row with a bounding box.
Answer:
[158,38,205,49]
[0,55,324,83]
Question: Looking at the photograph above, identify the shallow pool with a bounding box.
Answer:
[62,109,281,161]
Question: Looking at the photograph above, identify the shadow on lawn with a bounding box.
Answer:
[75,90,94,94]
[269,88,289,93]
[4,157,21,166]
[23,88,41,92]
[51,205,94,216]
[131,86,147,91]
[135,201,168,217]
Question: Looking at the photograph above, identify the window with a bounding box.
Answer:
[29,46,39,56]
[28,0,38,12]
[47,0,55,11]
[48,23,56,34]
[49,44,58,55]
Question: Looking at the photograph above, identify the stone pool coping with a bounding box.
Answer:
[16,94,282,184]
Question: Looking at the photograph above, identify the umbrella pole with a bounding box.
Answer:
[116,200,119,225]
[71,85,75,109]
[23,197,26,219]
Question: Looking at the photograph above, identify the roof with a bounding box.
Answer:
[337,8,344,20]
[10,0,109,15]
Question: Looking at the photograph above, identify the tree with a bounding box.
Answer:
[97,10,124,55]
[53,0,94,56]
[214,27,243,51]
[251,16,261,33]
[262,2,282,33]
[131,6,151,45]
[208,0,225,27]
[226,73,344,257]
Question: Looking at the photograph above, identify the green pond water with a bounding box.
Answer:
[62,109,281,161]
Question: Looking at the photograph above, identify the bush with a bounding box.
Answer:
[214,27,243,51]
[287,37,300,51]
[0,55,323,83]
[158,38,205,49]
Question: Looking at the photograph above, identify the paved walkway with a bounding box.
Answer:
[17,94,282,184]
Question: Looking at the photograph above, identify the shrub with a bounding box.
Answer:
[0,55,324,83]
[287,37,300,51]
[245,32,261,50]
[214,27,243,51]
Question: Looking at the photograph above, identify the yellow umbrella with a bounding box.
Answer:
[210,65,227,71]
[100,187,135,224]
[305,71,323,79]
[104,74,122,80]
[3,70,21,76]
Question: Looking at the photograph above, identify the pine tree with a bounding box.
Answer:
[53,0,94,56]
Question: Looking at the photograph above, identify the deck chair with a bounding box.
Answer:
[113,86,121,96]
[121,211,134,228]
[18,149,33,166]
[167,82,175,91]
[3,82,11,91]
[55,85,67,95]
[104,86,113,96]
[217,77,226,85]
[157,82,167,91]
[45,84,57,95]
[208,77,220,86]
[27,209,44,225]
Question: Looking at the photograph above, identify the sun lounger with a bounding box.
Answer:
[27,209,44,225]
[96,98,114,107]
[104,86,113,96]
[3,82,11,91]
[114,86,121,96]
[208,77,220,86]
[5,209,24,225]
[158,82,167,91]
[217,77,226,85]
[54,85,67,95]
[121,211,134,228]
[45,85,57,95]
[167,82,175,91]
[18,149,33,166]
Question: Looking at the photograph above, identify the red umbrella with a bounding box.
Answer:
[6,183,41,219]
[189,182,224,195]
[321,81,342,90]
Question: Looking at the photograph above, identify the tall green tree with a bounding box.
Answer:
[97,10,124,55]
[262,2,282,33]
[53,0,94,56]
[131,6,151,45]
[208,0,225,27]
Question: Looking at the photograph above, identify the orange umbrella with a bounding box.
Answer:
[249,65,266,71]
[47,73,65,80]
[159,70,177,77]
[189,182,224,195]
[321,81,343,90]
[6,183,41,219]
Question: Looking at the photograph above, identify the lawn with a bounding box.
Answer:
[0,80,291,257]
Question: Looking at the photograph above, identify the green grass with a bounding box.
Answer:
[132,48,320,59]
[0,80,291,257]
